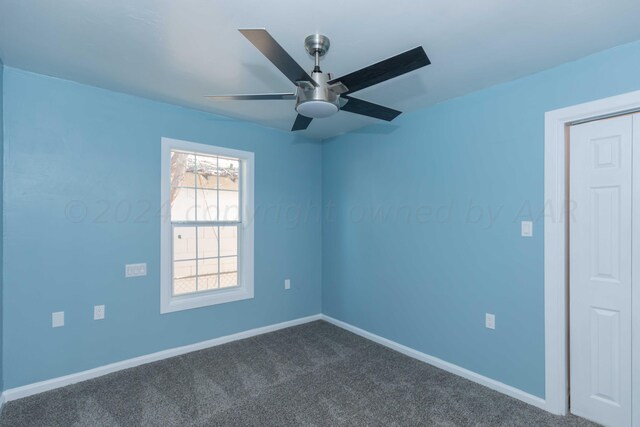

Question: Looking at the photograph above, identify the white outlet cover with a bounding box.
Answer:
[521,221,533,237]
[94,305,105,320]
[485,313,496,330]
[52,311,65,328]
[284,279,291,290]
[125,263,147,277]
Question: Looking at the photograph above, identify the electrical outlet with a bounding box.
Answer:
[521,221,533,237]
[52,311,65,328]
[125,263,147,277]
[284,279,291,290]
[94,305,105,320]
[485,313,496,330]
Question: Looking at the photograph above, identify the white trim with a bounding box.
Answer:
[3,314,321,402]
[544,90,640,416]
[2,313,556,410]
[160,137,255,313]
[320,315,547,411]
[633,114,640,427]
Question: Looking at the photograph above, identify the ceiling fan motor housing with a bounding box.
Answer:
[295,71,341,118]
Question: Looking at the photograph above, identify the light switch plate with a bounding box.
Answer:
[284,279,291,290]
[94,305,105,320]
[521,221,533,237]
[485,313,496,330]
[125,263,147,277]
[52,311,65,328]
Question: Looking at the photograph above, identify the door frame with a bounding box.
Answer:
[544,89,640,417]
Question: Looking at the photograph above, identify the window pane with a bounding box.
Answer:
[171,187,196,221]
[219,226,237,257]
[173,226,196,261]
[219,190,239,221]
[196,189,218,221]
[197,258,218,291]
[218,157,239,191]
[219,256,238,288]
[169,150,244,300]
[171,152,196,187]
[197,226,218,259]
[196,155,217,189]
[173,260,197,295]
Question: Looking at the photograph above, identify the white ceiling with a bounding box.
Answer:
[1,0,639,140]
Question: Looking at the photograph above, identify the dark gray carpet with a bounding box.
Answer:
[1,321,596,426]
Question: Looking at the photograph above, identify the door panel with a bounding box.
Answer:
[590,186,620,282]
[569,114,633,427]
[589,307,620,404]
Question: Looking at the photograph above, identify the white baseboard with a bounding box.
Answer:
[2,312,550,415]
[2,314,322,402]
[320,314,549,412]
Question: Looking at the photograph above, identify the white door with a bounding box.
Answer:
[569,114,634,427]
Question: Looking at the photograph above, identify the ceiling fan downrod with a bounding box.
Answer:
[305,34,330,73]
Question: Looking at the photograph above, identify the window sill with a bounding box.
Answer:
[160,286,253,314]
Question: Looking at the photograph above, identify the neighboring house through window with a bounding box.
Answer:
[160,137,254,313]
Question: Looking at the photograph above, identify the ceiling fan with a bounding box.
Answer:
[206,29,431,131]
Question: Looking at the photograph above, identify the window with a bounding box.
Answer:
[161,137,254,313]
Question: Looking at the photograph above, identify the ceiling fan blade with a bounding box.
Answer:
[292,114,313,131]
[328,46,430,95]
[239,29,317,87]
[205,93,296,101]
[340,96,401,121]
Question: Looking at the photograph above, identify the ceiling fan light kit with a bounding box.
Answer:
[206,29,431,131]
[296,100,339,119]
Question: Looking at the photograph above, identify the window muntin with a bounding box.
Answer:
[170,151,241,296]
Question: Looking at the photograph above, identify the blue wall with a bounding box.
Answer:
[0,60,4,391]
[322,40,640,398]
[2,68,322,389]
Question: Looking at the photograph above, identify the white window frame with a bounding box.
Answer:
[160,137,254,314]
